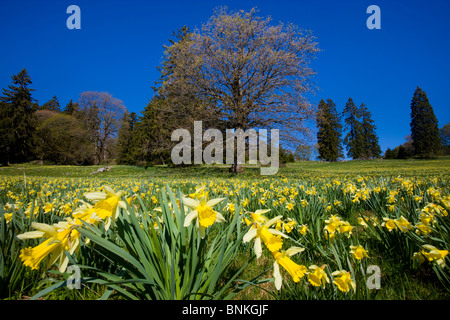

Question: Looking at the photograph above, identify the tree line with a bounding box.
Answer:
[0,68,126,166]
[315,86,447,162]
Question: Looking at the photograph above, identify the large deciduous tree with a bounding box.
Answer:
[168,7,319,171]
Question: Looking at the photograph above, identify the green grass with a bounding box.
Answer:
[2,156,449,179]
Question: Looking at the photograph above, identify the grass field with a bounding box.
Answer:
[1,157,449,300]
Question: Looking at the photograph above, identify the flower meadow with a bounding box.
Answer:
[0,163,449,300]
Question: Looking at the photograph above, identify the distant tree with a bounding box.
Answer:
[279,146,295,164]
[35,111,94,165]
[317,99,343,161]
[342,98,363,159]
[359,103,381,158]
[0,68,37,165]
[294,144,315,161]
[439,122,450,155]
[40,95,61,112]
[410,87,441,158]
[397,145,407,159]
[63,99,80,116]
[116,111,139,164]
[78,91,127,164]
[390,135,415,159]
[132,98,173,165]
[384,148,394,159]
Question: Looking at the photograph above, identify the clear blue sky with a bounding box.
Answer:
[1,0,449,155]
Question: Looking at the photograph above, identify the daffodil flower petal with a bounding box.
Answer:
[254,237,262,258]
[84,192,107,201]
[285,247,305,257]
[273,261,282,290]
[184,210,198,227]
[265,215,283,228]
[206,198,225,207]
[17,231,46,240]
[243,228,257,243]
[268,229,289,238]
[182,197,200,210]
[215,212,226,223]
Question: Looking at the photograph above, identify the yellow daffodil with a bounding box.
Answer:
[382,218,397,231]
[189,186,209,200]
[182,196,225,238]
[243,212,287,258]
[225,202,235,214]
[43,202,55,213]
[420,245,449,268]
[298,224,309,235]
[332,270,356,293]
[72,201,99,225]
[283,218,297,233]
[415,222,432,236]
[357,217,369,228]
[338,221,354,236]
[1,212,13,223]
[272,247,306,290]
[308,265,329,288]
[350,245,369,260]
[419,212,434,225]
[84,186,127,230]
[394,216,413,232]
[17,219,81,272]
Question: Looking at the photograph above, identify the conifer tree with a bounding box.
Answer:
[40,95,61,112]
[317,99,343,161]
[0,68,36,165]
[63,99,80,116]
[342,97,363,159]
[410,87,441,158]
[132,98,172,165]
[440,123,450,155]
[117,111,138,164]
[359,103,381,158]
[384,148,394,159]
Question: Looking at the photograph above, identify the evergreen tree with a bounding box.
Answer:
[63,99,80,116]
[384,148,394,159]
[316,99,343,161]
[117,111,138,164]
[40,95,61,112]
[359,103,381,158]
[410,87,441,158]
[342,97,364,159]
[0,68,36,165]
[440,122,450,155]
[132,99,173,165]
[397,145,407,159]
